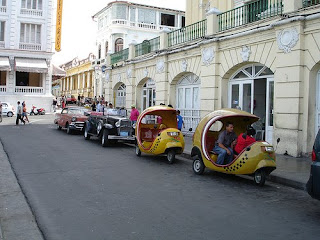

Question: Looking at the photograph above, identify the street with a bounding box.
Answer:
[0,115,319,240]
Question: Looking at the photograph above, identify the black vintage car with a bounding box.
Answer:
[84,109,135,147]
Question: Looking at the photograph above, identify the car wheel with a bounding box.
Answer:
[56,124,62,130]
[167,149,176,164]
[66,123,72,134]
[7,111,13,117]
[193,155,205,175]
[135,145,141,157]
[84,125,90,140]
[101,129,109,147]
[254,169,266,186]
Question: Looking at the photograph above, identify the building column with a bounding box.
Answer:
[78,74,80,92]
[283,0,303,13]
[66,77,69,92]
[83,73,86,89]
[87,72,91,88]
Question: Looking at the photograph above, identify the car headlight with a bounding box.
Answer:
[132,123,136,129]
[262,146,274,152]
[71,117,77,122]
[167,132,180,137]
[115,121,120,128]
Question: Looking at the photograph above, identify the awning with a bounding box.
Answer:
[0,56,11,71]
[15,58,48,73]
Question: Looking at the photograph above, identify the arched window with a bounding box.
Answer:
[116,83,126,108]
[105,41,109,56]
[98,44,101,59]
[115,38,123,52]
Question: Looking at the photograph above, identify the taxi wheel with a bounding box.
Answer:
[135,145,141,157]
[193,155,205,175]
[254,169,266,186]
[101,129,109,147]
[167,150,176,164]
[56,124,62,130]
[66,123,72,135]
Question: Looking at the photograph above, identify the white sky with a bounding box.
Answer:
[52,0,186,66]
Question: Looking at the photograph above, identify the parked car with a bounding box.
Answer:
[54,107,89,134]
[0,102,15,117]
[306,129,320,200]
[66,95,77,104]
[84,109,135,147]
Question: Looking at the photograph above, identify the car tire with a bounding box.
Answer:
[193,155,205,175]
[135,145,141,157]
[84,125,90,140]
[254,169,266,186]
[66,123,72,135]
[167,149,176,164]
[7,111,13,117]
[56,124,62,130]
[101,129,109,147]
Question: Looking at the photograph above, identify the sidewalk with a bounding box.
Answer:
[181,135,311,190]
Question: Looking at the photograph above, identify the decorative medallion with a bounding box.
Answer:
[202,47,215,66]
[144,67,148,77]
[181,59,188,72]
[127,67,132,78]
[277,28,299,53]
[156,60,165,73]
[240,46,251,62]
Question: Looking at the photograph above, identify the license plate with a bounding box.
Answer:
[120,131,129,137]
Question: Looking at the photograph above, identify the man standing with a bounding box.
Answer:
[16,101,25,125]
[176,110,185,131]
[213,122,237,165]
[130,105,139,124]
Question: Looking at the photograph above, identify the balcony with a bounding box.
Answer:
[303,0,320,7]
[108,19,180,31]
[0,6,6,13]
[135,37,160,57]
[20,8,43,17]
[19,43,42,51]
[0,86,6,93]
[15,87,44,94]
[110,48,129,65]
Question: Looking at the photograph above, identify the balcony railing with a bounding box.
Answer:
[168,19,207,47]
[218,0,283,32]
[108,19,180,31]
[135,37,160,57]
[110,48,129,65]
[0,86,6,93]
[0,41,4,48]
[0,6,6,13]
[20,8,43,16]
[19,43,42,51]
[303,0,320,7]
[15,87,44,94]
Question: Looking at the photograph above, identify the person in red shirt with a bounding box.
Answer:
[234,126,256,154]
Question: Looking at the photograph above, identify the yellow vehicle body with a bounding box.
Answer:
[135,106,185,163]
[192,109,276,185]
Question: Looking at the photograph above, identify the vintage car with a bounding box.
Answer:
[191,109,277,186]
[84,108,135,147]
[66,95,77,104]
[54,107,89,134]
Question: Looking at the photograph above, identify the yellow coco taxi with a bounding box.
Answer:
[191,109,277,186]
[135,106,185,163]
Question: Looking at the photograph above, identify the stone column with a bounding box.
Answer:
[66,77,69,92]
[87,72,91,88]
[283,0,302,14]
[128,41,136,60]
[159,28,170,50]
[78,74,80,91]
[83,73,86,89]
[206,8,221,36]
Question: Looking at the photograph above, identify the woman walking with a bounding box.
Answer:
[22,101,29,123]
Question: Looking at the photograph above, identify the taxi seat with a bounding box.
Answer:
[140,128,160,142]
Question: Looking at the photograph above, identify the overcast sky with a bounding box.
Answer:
[52,0,186,66]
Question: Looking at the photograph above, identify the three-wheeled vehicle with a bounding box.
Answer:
[191,109,276,186]
[135,106,185,163]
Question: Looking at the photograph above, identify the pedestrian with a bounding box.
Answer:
[108,102,113,109]
[96,101,102,112]
[22,101,29,123]
[77,95,81,106]
[130,105,139,124]
[91,101,96,111]
[16,101,25,125]
[52,98,57,112]
[176,110,185,131]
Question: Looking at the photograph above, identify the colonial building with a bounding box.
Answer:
[0,0,54,110]
[91,0,320,157]
[51,65,66,97]
[59,54,95,99]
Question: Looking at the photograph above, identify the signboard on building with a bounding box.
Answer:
[55,0,63,52]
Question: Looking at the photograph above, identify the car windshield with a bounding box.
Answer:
[103,108,126,117]
[68,108,86,115]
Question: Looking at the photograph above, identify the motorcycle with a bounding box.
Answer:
[30,105,46,115]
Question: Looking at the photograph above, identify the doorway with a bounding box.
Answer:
[142,79,156,111]
[229,65,274,143]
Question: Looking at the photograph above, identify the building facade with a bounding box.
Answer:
[0,0,54,111]
[59,54,95,99]
[91,0,320,157]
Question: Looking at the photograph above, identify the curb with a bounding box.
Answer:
[180,152,306,190]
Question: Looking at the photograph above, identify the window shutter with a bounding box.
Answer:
[31,24,35,43]
[20,23,25,42]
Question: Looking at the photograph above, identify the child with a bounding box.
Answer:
[176,110,184,131]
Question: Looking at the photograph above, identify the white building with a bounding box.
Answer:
[93,1,185,59]
[0,0,54,111]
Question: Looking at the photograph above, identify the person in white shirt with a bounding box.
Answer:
[96,101,102,112]
[16,101,25,125]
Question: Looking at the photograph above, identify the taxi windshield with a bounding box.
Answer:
[68,108,86,115]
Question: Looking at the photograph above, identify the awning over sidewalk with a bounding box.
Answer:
[15,58,48,73]
[0,56,11,71]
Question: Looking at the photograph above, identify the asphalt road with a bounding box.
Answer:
[0,114,320,240]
